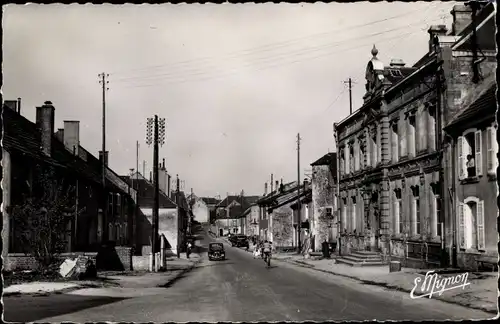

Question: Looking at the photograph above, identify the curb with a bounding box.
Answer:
[275,258,498,315]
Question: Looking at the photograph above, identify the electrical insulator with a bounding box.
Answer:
[146,117,154,146]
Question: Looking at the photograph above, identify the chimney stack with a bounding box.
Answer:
[264,182,268,195]
[99,151,109,167]
[275,180,279,192]
[150,171,152,182]
[36,101,55,157]
[450,4,472,36]
[271,174,274,192]
[63,120,80,156]
[167,173,172,196]
[55,128,64,142]
[304,178,309,187]
[279,178,284,192]
[17,98,21,114]
[427,25,448,52]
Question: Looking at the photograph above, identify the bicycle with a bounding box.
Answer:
[263,252,271,267]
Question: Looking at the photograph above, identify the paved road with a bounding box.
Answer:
[2,294,127,322]
[31,232,492,322]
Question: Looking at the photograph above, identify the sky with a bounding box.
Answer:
[3,2,457,198]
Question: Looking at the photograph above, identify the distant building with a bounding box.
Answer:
[214,194,260,236]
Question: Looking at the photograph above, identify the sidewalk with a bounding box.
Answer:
[273,253,498,314]
[3,253,201,297]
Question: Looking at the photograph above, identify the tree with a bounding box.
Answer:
[11,164,79,271]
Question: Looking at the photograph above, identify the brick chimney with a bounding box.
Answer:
[303,178,309,187]
[167,173,172,195]
[264,182,268,195]
[275,180,279,192]
[99,151,109,167]
[36,101,55,157]
[428,25,448,52]
[3,100,18,112]
[55,128,64,142]
[63,120,80,156]
[450,4,472,35]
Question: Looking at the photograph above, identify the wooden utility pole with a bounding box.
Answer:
[98,72,109,240]
[344,78,353,115]
[297,133,302,253]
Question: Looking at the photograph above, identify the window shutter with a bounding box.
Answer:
[487,127,494,173]
[458,203,466,249]
[352,203,357,231]
[477,200,485,250]
[394,201,400,234]
[458,136,465,180]
[345,145,350,174]
[475,130,483,176]
[354,141,360,171]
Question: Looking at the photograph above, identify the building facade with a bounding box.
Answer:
[310,153,338,250]
[333,2,496,268]
[443,74,497,269]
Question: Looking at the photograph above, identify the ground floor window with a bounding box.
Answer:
[459,198,485,250]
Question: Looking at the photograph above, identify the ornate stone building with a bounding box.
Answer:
[334,2,496,268]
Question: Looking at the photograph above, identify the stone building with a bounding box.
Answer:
[309,153,338,250]
[334,2,496,268]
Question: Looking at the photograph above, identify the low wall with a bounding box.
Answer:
[5,252,98,272]
[132,255,150,271]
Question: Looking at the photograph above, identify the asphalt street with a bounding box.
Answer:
[13,232,493,322]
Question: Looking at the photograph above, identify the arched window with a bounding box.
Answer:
[459,197,485,250]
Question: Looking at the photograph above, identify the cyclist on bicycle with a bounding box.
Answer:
[262,240,272,262]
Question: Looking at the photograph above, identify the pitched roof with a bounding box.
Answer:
[201,197,221,205]
[452,2,496,51]
[216,195,259,209]
[445,82,497,130]
[269,185,311,212]
[120,176,177,209]
[2,106,123,193]
[311,152,337,166]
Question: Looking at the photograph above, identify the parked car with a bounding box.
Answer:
[232,234,249,248]
[208,243,225,261]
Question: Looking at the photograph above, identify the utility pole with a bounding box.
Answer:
[297,133,302,254]
[146,115,166,271]
[98,72,109,239]
[176,175,181,258]
[343,78,354,115]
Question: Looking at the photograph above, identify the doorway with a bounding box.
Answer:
[219,228,223,237]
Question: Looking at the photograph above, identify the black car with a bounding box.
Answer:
[208,243,225,261]
[232,235,249,248]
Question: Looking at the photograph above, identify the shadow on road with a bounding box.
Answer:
[3,294,128,323]
[197,262,236,268]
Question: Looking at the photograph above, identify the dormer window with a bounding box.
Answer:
[389,69,403,77]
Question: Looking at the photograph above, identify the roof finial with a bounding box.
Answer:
[371,44,378,57]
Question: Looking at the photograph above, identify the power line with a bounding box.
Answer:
[109,6,435,77]
[117,29,421,89]
[111,18,438,86]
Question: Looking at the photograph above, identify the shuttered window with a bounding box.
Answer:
[475,130,483,176]
[345,145,350,174]
[477,200,485,250]
[458,203,466,249]
[487,126,497,174]
[354,141,360,171]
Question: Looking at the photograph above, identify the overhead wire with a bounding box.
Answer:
[116,29,421,89]
[111,17,439,86]
[109,5,436,77]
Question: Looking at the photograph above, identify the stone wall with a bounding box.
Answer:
[312,164,336,250]
[6,252,98,271]
[271,205,293,248]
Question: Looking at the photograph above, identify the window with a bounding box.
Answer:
[393,188,402,234]
[351,197,357,232]
[345,145,350,174]
[349,144,355,173]
[341,198,347,232]
[359,143,365,169]
[391,122,399,162]
[340,147,345,176]
[486,126,498,174]
[325,207,333,217]
[459,199,485,250]
[108,223,114,241]
[436,196,442,236]
[429,106,437,151]
[371,132,378,166]
[108,193,114,214]
[411,186,420,235]
[408,114,416,157]
[354,141,360,171]
[458,130,482,179]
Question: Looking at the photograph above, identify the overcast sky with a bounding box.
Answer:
[3,2,456,198]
